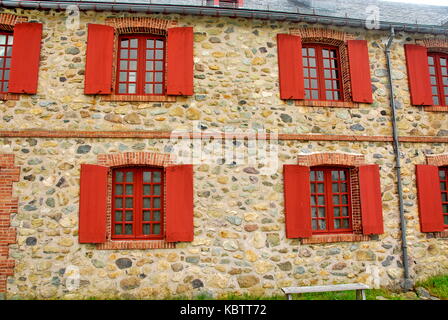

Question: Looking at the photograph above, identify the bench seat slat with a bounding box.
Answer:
[281,283,370,294]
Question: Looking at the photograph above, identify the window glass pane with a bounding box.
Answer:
[324,69,331,78]
[126,172,133,182]
[441,182,446,191]
[120,60,128,70]
[125,211,133,221]
[129,61,137,70]
[325,80,332,89]
[3,82,7,92]
[304,79,310,89]
[130,49,137,59]
[0,35,5,45]
[143,198,151,208]
[115,224,122,235]
[312,220,318,230]
[340,171,346,180]
[119,84,126,94]
[154,198,161,209]
[120,49,128,59]
[311,79,318,89]
[303,58,308,67]
[143,224,150,235]
[442,67,447,76]
[147,39,154,48]
[310,171,316,181]
[155,84,163,94]
[153,224,161,235]
[322,49,329,58]
[130,39,138,48]
[311,90,319,99]
[341,183,347,192]
[119,72,127,82]
[317,195,325,205]
[155,72,163,82]
[303,68,309,77]
[4,69,9,80]
[429,66,435,75]
[115,198,122,208]
[326,91,333,100]
[155,50,163,59]
[433,96,440,105]
[323,59,330,68]
[342,219,350,229]
[431,76,437,85]
[331,170,339,181]
[316,171,324,181]
[305,90,311,100]
[153,171,162,183]
[342,195,348,204]
[153,185,161,196]
[143,172,151,182]
[318,207,325,218]
[308,48,315,56]
[310,69,317,78]
[441,58,447,66]
[125,198,133,208]
[155,40,164,49]
[146,72,154,82]
[143,211,150,221]
[125,224,133,235]
[128,83,136,94]
[334,219,340,229]
[428,56,434,65]
[309,58,316,68]
[317,183,324,193]
[153,211,161,221]
[128,72,137,82]
[443,204,448,213]
[7,35,12,45]
[126,185,133,195]
[115,211,122,222]
[342,207,349,217]
[332,183,339,193]
[311,207,317,217]
[121,39,129,48]
[146,50,154,59]
[443,77,448,86]
[145,84,153,94]
[444,216,448,225]
[333,195,339,205]
[115,185,123,195]
[318,220,326,230]
[155,61,163,71]
[146,61,154,71]
[334,207,340,217]
[440,170,446,179]
[143,185,151,195]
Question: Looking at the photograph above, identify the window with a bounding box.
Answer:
[116,35,165,96]
[302,44,343,102]
[112,167,164,240]
[310,167,352,234]
[428,53,448,106]
[439,167,448,228]
[207,0,242,7]
[0,32,13,94]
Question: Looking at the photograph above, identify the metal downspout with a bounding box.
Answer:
[385,27,412,291]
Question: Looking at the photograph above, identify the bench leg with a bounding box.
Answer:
[356,289,366,300]
[286,294,292,300]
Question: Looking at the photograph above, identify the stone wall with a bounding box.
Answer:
[0,7,447,299]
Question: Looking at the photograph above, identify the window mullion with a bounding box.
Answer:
[137,37,146,95]
[134,168,143,237]
[324,169,334,233]
[435,55,446,106]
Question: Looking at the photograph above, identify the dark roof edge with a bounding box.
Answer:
[1,0,448,35]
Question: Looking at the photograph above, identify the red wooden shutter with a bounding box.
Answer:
[347,40,373,103]
[79,164,109,243]
[277,34,305,100]
[404,44,433,106]
[416,165,445,232]
[166,27,194,96]
[84,24,114,95]
[359,164,384,235]
[8,23,42,94]
[165,165,194,242]
[283,165,312,238]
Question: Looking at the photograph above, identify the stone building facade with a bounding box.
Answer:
[0,0,448,299]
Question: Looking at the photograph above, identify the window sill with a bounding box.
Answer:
[101,94,176,102]
[301,234,371,244]
[96,240,175,250]
[424,105,448,112]
[295,100,358,108]
[0,93,20,101]
[427,231,448,239]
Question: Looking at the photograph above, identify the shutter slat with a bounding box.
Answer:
[347,40,373,103]
[359,165,384,235]
[79,164,108,243]
[166,27,194,96]
[84,24,114,95]
[8,23,42,94]
[404,44,433,106]
[283,165,312,238]
[165,165,194,242]
[416,165,445,232]
[277,34,305,100]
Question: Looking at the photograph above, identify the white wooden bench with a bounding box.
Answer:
[281,283,370,300]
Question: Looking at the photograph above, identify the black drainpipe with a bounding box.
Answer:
[385,27,412,291]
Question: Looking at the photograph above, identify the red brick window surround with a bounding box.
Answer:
[0,154,20,296]
[0,13,27,101]
[103,17,177,103]
[290,28,357,108]
[297,153,371,244]
[96,152,176,250]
